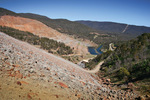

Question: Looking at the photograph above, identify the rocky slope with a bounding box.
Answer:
[0,32,139,99]
[0,15,96,55]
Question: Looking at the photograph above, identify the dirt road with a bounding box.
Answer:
[84,61,104,73]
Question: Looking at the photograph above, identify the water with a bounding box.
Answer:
[88,45,103,55]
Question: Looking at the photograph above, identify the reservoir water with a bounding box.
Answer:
[88,45,103,55]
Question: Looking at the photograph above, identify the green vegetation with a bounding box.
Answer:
[85,50,112,69]
[94,33,150,94]
[130,58,150,80]
[87,33,150,94]
[0,26,73,55]
[103,33,150,72]
[117,67,130,80]
[0,7,18,16]
[100,33,150,81]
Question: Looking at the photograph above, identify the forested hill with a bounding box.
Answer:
[103,33,150,73]
[86,33,150,93]
[103,33,150,93]
[0,7,18,16]
[89,33,150,81]
[77,21,150,36]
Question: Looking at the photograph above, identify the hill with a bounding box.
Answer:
[19,13,101,39]
[86,33,150,95]
[0,7,18,16]
[0,32,139,99]
[19,13,127,48]
[102,33,150,79]
[77,21,150,36]
[20,13,147,47]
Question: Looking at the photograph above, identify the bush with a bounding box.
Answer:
[103,67,108,72]
[130,58,150,79]
[118,67,130,80]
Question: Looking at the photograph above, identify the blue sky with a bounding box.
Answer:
[0,0,150,27]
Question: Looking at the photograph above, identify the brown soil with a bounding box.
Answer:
[0,15,96,55]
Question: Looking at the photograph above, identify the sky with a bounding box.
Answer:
[0,0,150,27]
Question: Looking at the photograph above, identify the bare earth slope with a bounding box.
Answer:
[0,32,139,99]
[0,15,96,55]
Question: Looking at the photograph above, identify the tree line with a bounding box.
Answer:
[0,26,73,55]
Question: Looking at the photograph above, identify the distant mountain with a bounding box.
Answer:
[77,21,150,36]
[0,8,100,40]
[19,13,129,47]
[19,13,102,39]
[0,7,144,48]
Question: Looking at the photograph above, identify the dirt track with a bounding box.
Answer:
[84,61,104,73]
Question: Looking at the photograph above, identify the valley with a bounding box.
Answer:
[0,7,150,100]
[0,15,96,56]
[0,12,98,63]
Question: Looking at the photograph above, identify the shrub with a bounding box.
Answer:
[118,67,130,80]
